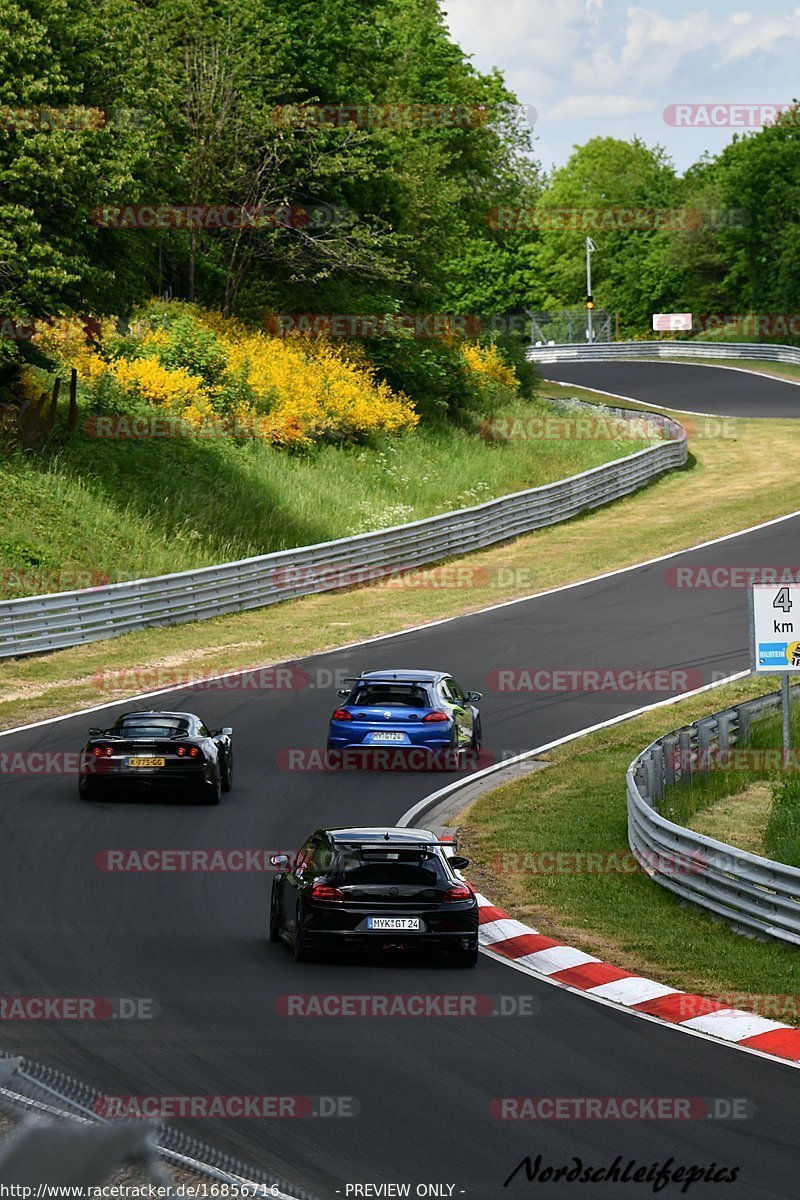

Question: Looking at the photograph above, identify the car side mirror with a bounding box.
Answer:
[450,855,470,870]
[336,689,351,697]
[88,727,105,735]
[270,854,290,870]
[220,727,233,737]
[466,692,482,703]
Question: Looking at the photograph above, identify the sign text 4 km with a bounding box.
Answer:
[751,584,800,671]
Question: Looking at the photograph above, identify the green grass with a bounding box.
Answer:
[0,389,652,598]
[458,674,800,1006]
[660,701,800,828]
[765,781,800,867]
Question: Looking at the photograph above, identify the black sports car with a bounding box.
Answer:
[78,710,233,804]
[270,826,479,966]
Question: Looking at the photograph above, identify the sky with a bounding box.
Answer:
[441,0,800,175]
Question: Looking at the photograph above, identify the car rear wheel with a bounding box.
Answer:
[201,773,222,805]
[470,720,482,754]
[221,750,233,792]
[293,913,315,962]
[269,893,282,944]
[445,729,462,772]
[449,944,479,967]
[78,778,96,801]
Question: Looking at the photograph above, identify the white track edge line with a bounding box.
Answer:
[396,672,800,1072]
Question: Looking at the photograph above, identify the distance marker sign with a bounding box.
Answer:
[751,584,800,672]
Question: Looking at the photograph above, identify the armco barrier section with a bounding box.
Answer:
[527,340,800,364]
[0,401,685,658]
[627,687,800,945]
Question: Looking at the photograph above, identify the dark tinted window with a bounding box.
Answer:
[114,716,190,737]
[331,848,449,886]
[311,840,333,871]
[350,684,431,708]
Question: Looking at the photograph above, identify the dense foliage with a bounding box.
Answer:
[2,0,798,379]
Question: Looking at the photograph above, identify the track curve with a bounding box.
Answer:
[2,368,800,1198]
[541,359,800,418]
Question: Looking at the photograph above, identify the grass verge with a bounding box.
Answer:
[456,673,800,1014]
[0,391,649,598]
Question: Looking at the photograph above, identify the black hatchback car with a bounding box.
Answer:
[79,710,233,804]
[269,826,479,966]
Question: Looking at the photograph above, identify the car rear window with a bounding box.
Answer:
[349,684,431,708]
[114,718,190,737]
[331,848,449,885]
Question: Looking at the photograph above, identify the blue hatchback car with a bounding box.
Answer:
[327,670,482,765]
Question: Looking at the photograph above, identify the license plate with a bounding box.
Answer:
[370,732,406,743]
[127,757,165,768]
[367,917,421,931]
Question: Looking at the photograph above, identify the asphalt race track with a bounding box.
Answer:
[2,364,800,1198]
[540,359,800,418]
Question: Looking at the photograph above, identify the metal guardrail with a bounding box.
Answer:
[0,1053,308,1196]
[627,687,800,945]
[0,400,686,659]
[527,340,800,365]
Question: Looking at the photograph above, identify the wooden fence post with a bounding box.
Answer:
[46,376,61,432]
[68,369,78,431]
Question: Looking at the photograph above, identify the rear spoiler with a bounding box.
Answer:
[340,677,435,688]
[335,839,457,852]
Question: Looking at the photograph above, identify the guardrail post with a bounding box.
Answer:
[644,753,656,802]
[717,711,731,757]
[662,734,678,787]
[737,701,751,745]
[650,744,665,803]
[678,728,693,786]
[696,720,712,775]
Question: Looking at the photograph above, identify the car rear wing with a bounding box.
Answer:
[339,677,437,687]
[335,839,457,852]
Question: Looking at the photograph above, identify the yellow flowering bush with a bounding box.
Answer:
[32,316,114,380]
[17,365,44,405]
[106,357,206,410]
[461,342,518,390]
[39,302,421,447]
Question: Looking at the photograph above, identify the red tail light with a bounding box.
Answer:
[92,746,114,757]
[177,745,201,757]
[309,883,344,901]
[423,710,449,723]
[441,885,473,902]
[331,709,352,721]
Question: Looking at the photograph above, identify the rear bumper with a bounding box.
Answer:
[304,929,478,953]
[327,722,453,750]
[325,746,460,771]
[79,767,212,791]
[304,903,478,942]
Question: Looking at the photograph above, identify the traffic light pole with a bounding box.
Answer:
[586,238,596,342]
